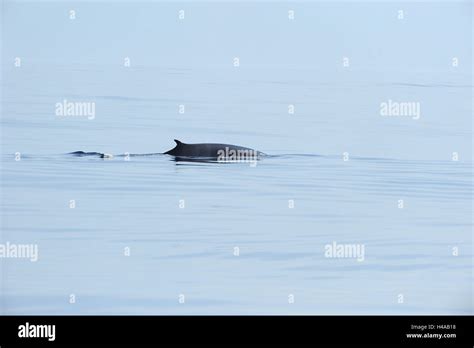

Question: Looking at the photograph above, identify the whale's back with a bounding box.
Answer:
[164,140,263,159]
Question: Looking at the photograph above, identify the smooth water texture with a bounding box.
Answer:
[0,1,472,314]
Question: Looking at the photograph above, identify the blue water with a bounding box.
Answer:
[1,1,472,314]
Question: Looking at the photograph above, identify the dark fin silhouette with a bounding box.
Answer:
[164,140,184,155]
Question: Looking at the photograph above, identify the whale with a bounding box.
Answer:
[164,139,264,161]
[69,140,265,161]
[69,151,115,159]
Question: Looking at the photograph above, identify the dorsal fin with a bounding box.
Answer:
[174,139,183,146]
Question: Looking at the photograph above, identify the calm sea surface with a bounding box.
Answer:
[1,65,471,314]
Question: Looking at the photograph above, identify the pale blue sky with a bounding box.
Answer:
[2,1,472,72]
